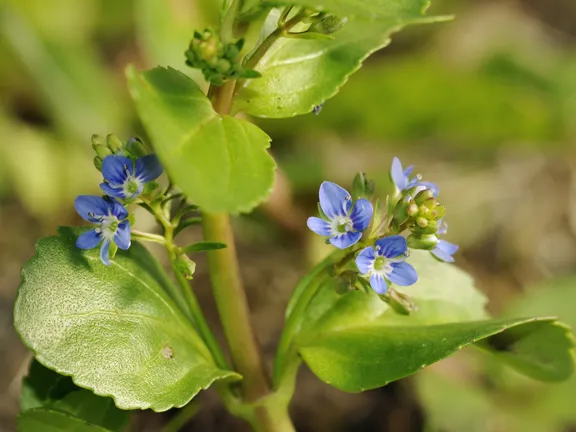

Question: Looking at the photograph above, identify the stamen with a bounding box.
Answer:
[88,212,95,218]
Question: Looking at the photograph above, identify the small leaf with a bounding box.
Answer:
[14,227,240,412]
[181,241,228,253]
[234,12,450,118]
[18,408,110,432]
[21,359,129,432]
[127,66,276,213]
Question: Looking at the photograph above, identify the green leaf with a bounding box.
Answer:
[233,11,449,118]
[265,0,438,21]
[14,227,240,412]
[18,409,110,432]
[127,65,276,213]
[298,317,571,392]
[21,359,129,432]
[277,251,574,391]
[181,241,227,253]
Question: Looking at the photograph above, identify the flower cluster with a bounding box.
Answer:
[75,135,163,265]
[307,157,458,297]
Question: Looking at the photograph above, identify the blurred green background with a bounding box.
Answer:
[1,0,575,431]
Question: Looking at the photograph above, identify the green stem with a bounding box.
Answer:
[243,9,310,71]
[161,401,200,432]
[201,212,270,401]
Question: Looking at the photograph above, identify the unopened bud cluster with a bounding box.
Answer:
[92,134,149,171]
[185,29,261,86]
[393,187,446,250]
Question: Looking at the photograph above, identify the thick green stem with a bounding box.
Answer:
[201,212,270,401]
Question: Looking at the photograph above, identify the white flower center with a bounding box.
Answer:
[96,215,120,240]
[331,216,352,235]
[122,175,143,197]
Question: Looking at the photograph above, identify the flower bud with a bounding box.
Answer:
[416,217,428,228]
[412,219,439,235]
[106,134,123,153]
[92,143,112,159]
[407,234,438,250]
[407,203,419,216]
[414,189,433,205]
[175,255,196,280]
[310,14,348,34]
[93,156,103,171]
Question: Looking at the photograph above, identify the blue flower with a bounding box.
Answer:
[430,219,458,262]
[431,240,458,263]
[74,195,131,266]
[100,154,163,199]
[391,156,438,197]
[307,181,373,249]
[356,235,418,294]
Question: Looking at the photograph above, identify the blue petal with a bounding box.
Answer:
[374,235,407,259]
[387,262,418,286]
[350,198,373,232]
[136,154,163,182]
[76,229,102,250]
[319,181,352,219]
[403,165,414,178]
[431,240,458,262]
[105,197,129,220]
[391,157,407,190]
[419,181,439,197]
[307,217,331,236]
[100,182,126,199]
[114,221,131,250]
[329,231,362,249]
[356,247,375,274]
[75,195,109,222]
[102,155,132,184]
[370,273,389,294]
[100,239,111,266]
[437,219,447,235]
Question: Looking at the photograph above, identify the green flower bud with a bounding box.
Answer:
[418,205,431,217]
[106,134,123,153]
[380,288,415,315]
[414,189,434,205]
[91,134,106,147]
[216,58,232,73]
[393,198,413,224]
[92,143,112,159]
[416,217,428,228]
[175,255,196,280]
[93,156,103,171]
[412,219,439,235]
[407,203,419,216]
[407,234,438,250]
[310,14,348,34]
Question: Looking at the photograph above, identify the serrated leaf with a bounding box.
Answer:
[14,227,240,412]
[21,359,129,432]
[233,9,449,118]
[18,408,110,432]
[298,317,570,392]
[127,65,276,213]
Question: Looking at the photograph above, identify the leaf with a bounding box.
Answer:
[277,251,574,391]
[18,409,110,432]
[298,317,571,392]
[127,65,276,213]
[181,241,228,253]
[14,227,240,412]
[264,0,438,21]
[21,359,129,432]
[233,10,449,118]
